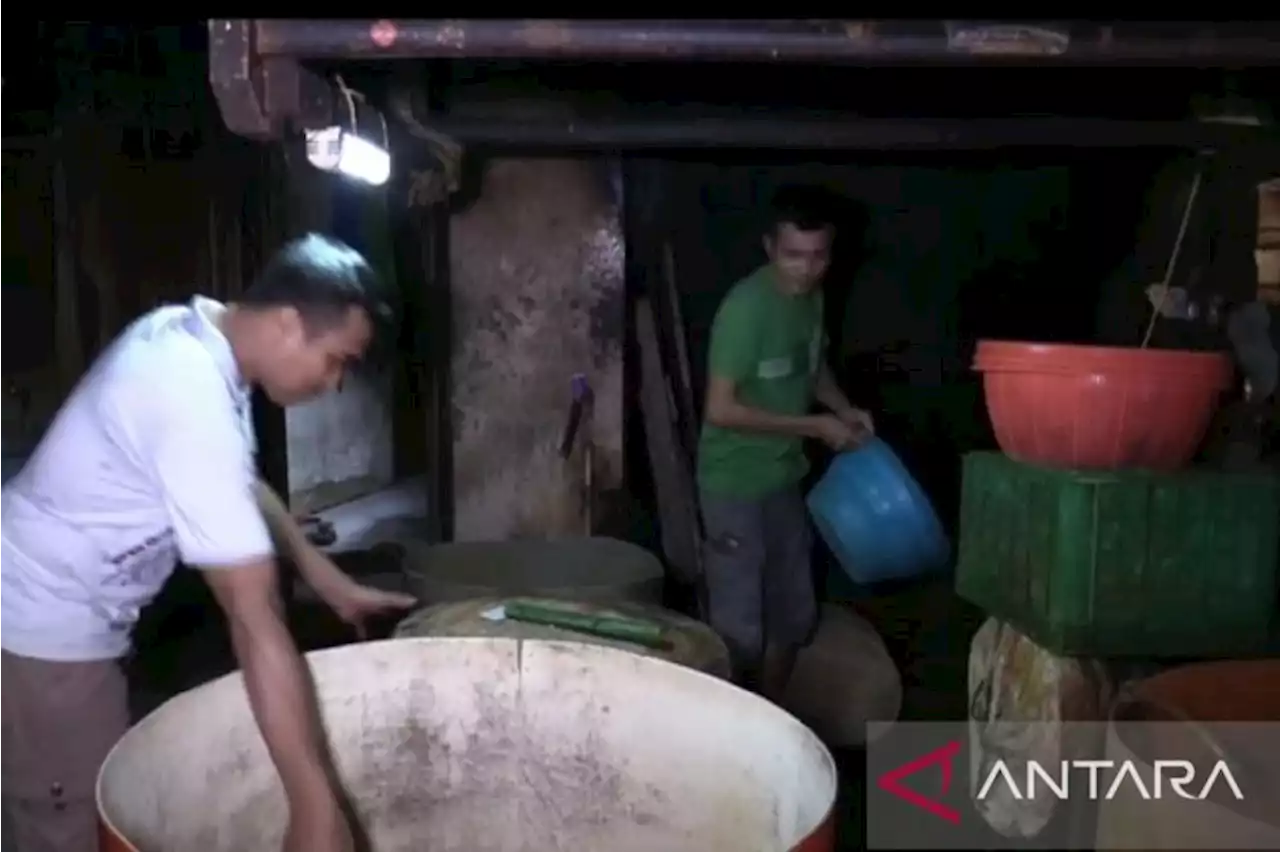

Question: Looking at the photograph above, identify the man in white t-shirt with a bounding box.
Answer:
[1,233,416,852]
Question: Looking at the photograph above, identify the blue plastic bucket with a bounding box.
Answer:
[807,438,950,585]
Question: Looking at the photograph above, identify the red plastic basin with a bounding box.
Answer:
[973,340,1234,471]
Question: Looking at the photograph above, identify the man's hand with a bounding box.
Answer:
[810,414,861,451]
[284,795,355,852]
[307,560,416,639]
[252,481,416,636]
[835,406,875,442]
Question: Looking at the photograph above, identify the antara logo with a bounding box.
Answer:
[975,759,1245,802]
[878,741,1245,826]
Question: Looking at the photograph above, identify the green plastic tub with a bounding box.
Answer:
[956,452,1279,658]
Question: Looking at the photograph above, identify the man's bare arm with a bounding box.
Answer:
[814,363,856,417]
[254,480,311,559]
[253,480,350,600]
[202,561,340,816]
[704,374,823,438]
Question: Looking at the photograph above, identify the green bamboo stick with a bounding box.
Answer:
[504,601,668,649]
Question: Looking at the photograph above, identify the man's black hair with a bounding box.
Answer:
[241,233,397,361]
[768,184,838,234]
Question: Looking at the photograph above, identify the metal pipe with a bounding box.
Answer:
[400,114,1273,151]
[252,19,1280,65]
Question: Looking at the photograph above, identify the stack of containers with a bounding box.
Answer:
[956,340,1280,842]
[959,339,1278,659]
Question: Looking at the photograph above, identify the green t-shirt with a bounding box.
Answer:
[697,265,825,498]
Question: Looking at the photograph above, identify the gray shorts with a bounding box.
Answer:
[700,484,818,674]
[1,650,130,852]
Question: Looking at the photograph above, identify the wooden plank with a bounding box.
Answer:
[636,297,702,584]
[660,241,700,461]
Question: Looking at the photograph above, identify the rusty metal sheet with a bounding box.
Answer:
[209,20,348,141]
[944,21,1070,57]
[255,19,905,61]
[207,20,272,140]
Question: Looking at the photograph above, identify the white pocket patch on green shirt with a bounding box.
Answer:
[757,356,794,379]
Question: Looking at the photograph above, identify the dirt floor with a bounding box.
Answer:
[126,547,985,851]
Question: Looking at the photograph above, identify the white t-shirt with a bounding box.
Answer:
[1,296,275,662]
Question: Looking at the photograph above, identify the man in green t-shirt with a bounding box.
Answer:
[698,185,874,700]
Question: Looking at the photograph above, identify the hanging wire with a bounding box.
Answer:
[1141,168,1204,349]
[389,89,463,208]
[334,73,359,134]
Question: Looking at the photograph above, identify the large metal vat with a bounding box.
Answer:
[97,638,837,851]
[784,603,901,747]
[1095,659,1280,851]
[399,537,666,605]
[393,597,732,679]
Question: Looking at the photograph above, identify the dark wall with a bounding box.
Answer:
[628,150,1169,530]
